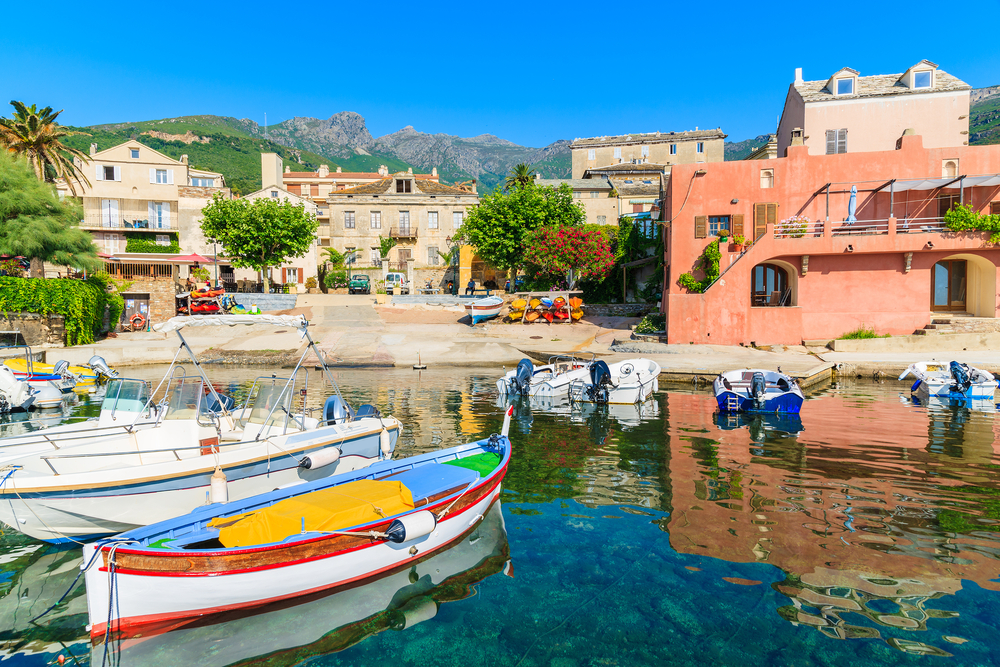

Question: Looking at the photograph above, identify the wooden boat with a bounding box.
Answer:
[0,315,402,543]
[899,361,998,400]
[713,369,805,413]
[83,407,513,639]
[90,499,511,665]
[524,310,540,322]
[568,358,662,404]
[464,295,504,325]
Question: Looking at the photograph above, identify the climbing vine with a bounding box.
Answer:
[677,241,721,293]
[124,232,180,253]
[0,276,122,346]
[944,204,1000,243]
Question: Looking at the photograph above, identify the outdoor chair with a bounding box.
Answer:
[236,280,246,293]
[766,291,781,307]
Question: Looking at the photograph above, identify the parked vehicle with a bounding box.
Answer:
[384,272,409,295]
[348,274,371,295]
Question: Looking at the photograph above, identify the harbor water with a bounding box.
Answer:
[1,366,1000,665]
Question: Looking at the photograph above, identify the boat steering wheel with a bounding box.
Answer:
[621,363,634,376]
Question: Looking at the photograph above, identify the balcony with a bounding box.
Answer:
[390,225,417,239]
[79,212,172,231]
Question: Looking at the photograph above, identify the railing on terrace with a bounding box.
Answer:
[103,262,173,280]
[830,219,890,236]
[897,217,946,233]
[389,226,416,238]
[773,220,825,239]
[81,213,172,230]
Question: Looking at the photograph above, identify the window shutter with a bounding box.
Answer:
[837,129,847,154]
[694,215,707,238]
[298,268,303,283]
[281,268,287,284]
[109,200,119,225]
[149,168,156,184]
[826,130,836,155]
[148,201,154,223]
[167,169,174,185]
[732,214,744,237]
[113,166,121,182]
[162,202,171,228]
[991,201,1000,216]
[96,165,103,181]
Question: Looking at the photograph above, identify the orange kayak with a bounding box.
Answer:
[554,309,569,320]
[525,310,540,322]
[569,297,583,309]
[542,311,554,323]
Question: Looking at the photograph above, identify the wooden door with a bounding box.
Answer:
[938,195,959,219]
[931,260,967,312]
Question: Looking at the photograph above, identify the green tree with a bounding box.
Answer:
[0,151,101,276]
[378,235,397,260]
[504,162,535,192]
[0,101,91,195]
[456,183,584,277]
[200,193,318,293]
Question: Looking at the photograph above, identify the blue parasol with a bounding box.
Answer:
[846,185,858,223]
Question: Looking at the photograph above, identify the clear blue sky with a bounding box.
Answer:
[2,1,998,148]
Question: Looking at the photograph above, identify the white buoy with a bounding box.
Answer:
[300,447,340,470]
[385,510,437,543]
[380,427,392,456]
[210,467,229,503]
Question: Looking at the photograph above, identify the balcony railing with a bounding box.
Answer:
[80,213,172,230]
[390,225,417,239]
[773,220,825,239]
[830,219,890,236]
[897,217,946,233]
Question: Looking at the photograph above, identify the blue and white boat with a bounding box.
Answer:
[464,296,504,325]
[899,361,997,400]
[713,369,804,413]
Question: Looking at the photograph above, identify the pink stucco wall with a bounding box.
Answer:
[662,135,1000,345]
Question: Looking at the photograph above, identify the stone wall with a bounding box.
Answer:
[581,303,656,317]
[124,278,178,328]
[0,312,66,346]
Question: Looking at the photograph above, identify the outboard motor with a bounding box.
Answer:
[950,361,972,394]
[323,395,354,425]
[750,372,767,410]
[203,393,235,414]
[354,403,381,419]
[511,358,534,395]
[586,360,614,404]
[87,355,118,380]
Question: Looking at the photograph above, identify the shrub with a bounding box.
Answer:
[944,204,1000,243]
[634,312,666,334]
[523,225,615,284]
[323,270,348,288]
[677,241,721,293]
[838,325,890,340]
[305,276,317,289]
[0,276,122,345]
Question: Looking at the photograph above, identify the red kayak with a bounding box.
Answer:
[191,302,221,313]
[542,311,554,323]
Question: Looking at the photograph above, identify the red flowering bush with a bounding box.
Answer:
[523,225,615,282]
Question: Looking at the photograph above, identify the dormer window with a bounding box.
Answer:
[395,179,411,193]
[914,71,932,88]
[836,78,854,95]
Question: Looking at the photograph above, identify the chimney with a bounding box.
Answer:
[89,143,97,156]
[407,167,413,175]
[432,167,438,178]
[795,68,803,83]
[318,164,330,177]
[180,154,189,164]
[791,127,804,146]
[284,166,290,173]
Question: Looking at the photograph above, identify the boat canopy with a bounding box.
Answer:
[153,314,307,333]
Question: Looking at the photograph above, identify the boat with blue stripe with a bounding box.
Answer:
[713,369,804,414]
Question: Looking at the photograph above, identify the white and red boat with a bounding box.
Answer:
[83,406,513,640]
[464,295,504,325]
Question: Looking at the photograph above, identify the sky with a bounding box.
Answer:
[2,1,998,148]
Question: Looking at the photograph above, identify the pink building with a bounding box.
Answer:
[661,134,1000,345]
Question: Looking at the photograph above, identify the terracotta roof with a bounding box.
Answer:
[609,176,660,198]
[584,163,668,177]
[282,172,437,180]
[795,68,970,102]
[572,129,725,148]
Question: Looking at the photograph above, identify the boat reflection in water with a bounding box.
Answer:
[498,393,659,444]
[904,392,999,413]
[93,500,511,666]
[714,411,804,442]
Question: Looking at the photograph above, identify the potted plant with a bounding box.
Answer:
[777,215,809,238]
[733,234,747,252]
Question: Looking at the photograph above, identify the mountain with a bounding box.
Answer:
[724,134,772,161]
[970,85,1000,145]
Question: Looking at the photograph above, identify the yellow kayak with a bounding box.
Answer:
[5,358,102,383]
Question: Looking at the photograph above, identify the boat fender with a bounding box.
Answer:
[210,467,228,503]
[385,510,437,544]
[380,428,392,456]
[300,447,341,470]
[393,596,438,630]
[910,380,921,393]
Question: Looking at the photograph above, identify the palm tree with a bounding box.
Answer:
[0,101,91,195]
[504,163,535,192]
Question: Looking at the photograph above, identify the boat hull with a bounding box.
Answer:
[714,391,804,414]
[464,297,504,325]
[713,369,805,414]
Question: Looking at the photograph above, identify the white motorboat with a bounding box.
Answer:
[495,356,593,398]
[0,315,402,543]
[0,365,35,413]
[713,369,805,413]
[899,361,997,400]
[568,358,661,404]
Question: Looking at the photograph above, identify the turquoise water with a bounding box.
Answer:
[2,369,1000,665]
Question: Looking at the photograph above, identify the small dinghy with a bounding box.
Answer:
[899,361,997,400]
[568,359,661,404]
[496,356,592,398]
[714,369,804,413]
[83,407,513,640]
[0,365,35,413]
[464,295,504,325]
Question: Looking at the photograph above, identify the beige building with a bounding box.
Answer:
[570,129,726,179]
[776,61,972,157]
[241,183,318,288]
[322,170,478,281]
[532,177,617,225]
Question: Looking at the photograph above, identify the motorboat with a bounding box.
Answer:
[0,365,35,413]
[90,500,511,665]
[4,354,117,386]
[899,361,997,400]
[83,407,512,640]
[714,369,804,413]
[0,346,78,395]
[495,356,593,398]
[568,358,661,405]
[0,314,402,543]
[464,295,504,325]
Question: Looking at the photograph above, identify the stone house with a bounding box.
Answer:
[570,129,726,179]
[532,177,617,226]
[240,183,319,289]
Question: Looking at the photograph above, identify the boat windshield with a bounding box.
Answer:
[100,379,150,414]
[164,378,205,420]
[248,381,293,426]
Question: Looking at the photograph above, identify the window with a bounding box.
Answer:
[371,248,380,265]
[100,199,119,227]
[103,233,121,254]
[453,211,463,227]
[270,191,278,198]
[825,129,847,154]
[641,145,649,157]
[395,179,411,193]
[589,191,599,198]
[344,211,355,229]
[942,160,958,178]
[836,78,854,95]
[696,142,704,153]
[760,169,774,189]
[370,211,382,229]
[614,147,622,159]
[751,263,790,306]
[191,177,214,186]
[708,215,730,236]
[155,234,171,246]
[428,245,439,265]
[991,201,1000,216]
[103,166,116,181]
[588,149,595,160]
[669,144,677,155]
[914,71,931,88]
[301,184,311,196]
[155,169,168,184]
[573,192,582,198]
[596,215,607,224]
[399,211,410,233]
[150,202,170,228]
[428,211,438,229]
[130,148,139,159]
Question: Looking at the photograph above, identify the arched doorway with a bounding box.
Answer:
[932,254,997,316]
[751,262,793,307]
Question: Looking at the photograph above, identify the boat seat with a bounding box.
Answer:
[381,463,479,504]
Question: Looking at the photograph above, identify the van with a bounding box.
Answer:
[384,272,409,295]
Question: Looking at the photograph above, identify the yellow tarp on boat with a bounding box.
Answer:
[208,479,415,548]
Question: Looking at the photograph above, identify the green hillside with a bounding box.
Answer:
[971,92,1000,145]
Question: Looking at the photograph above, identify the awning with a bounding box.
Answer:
[892,174,1000,192]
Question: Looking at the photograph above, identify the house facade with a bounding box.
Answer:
[661,133,1000,345]
[241,184,319,288]
[776,61,971,158]
[532,177,618,225]
[570,129,726,179]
